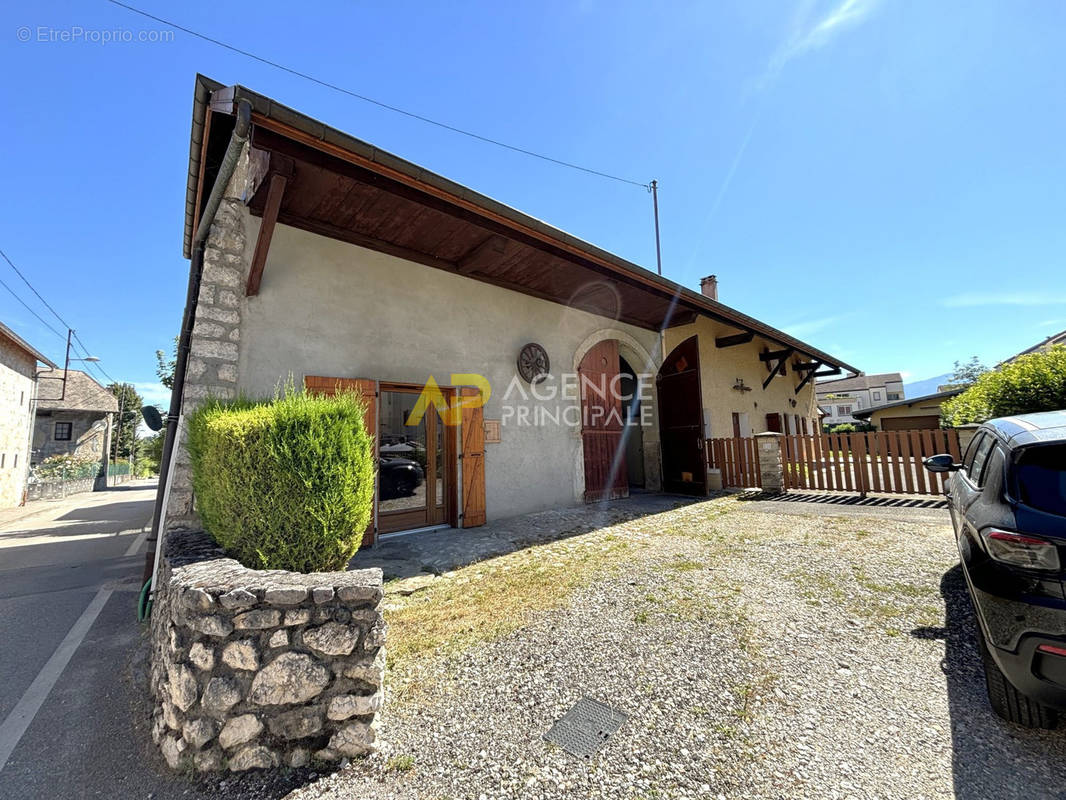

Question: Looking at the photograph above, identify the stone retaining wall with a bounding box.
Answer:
[26,476,97,501]
[149,531,385,772]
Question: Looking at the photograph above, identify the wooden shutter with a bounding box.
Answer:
[304,375,379,547]
[460,386,486,528]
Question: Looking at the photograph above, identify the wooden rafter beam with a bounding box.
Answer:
[761,347,794,390]
[758,348,793,362]
[715,331,755,348]
[794,361,822,394]
[245,172,288,296]
[664,310,698,328]
[457,234,510,274]
[793,361,821,371]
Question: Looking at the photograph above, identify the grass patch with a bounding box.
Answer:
[385,532,641,678]
[385,754,415,772]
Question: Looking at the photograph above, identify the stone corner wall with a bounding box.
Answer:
[166,146,254,532]
[754,432,785,493]
[149,530,385,772]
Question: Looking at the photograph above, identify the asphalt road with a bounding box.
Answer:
[0,481,169,799]
[0,481,327,800]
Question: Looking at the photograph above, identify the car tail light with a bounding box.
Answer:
[982,528,1061,571]
[1037,644,1066,658]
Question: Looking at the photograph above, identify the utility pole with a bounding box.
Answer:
[650,179,663,276]
[61,329,71,400]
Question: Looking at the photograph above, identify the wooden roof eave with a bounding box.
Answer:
[188,78,859,375]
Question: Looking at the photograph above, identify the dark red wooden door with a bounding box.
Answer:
[657,335,706,495]
[579,339,628,502]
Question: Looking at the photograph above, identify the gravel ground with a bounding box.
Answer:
[186,496,1066,800]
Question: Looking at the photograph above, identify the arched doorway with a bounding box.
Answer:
[578,339,628,502]
[656,335,706,495]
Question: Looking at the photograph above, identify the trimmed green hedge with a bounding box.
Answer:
[187,388,375,572]
[942,345,1066,425]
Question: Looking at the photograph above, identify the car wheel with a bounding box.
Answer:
[977,627,1058,729]
[394,477,414,497]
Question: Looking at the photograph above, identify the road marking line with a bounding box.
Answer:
[124,530,149,557]
[0,588,113,773]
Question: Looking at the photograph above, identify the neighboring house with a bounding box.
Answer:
[164,76,856,542]
[0,321,56,507]
[851,388,963,431]
[32,370,118,475]
[999,328,1066,366]
[815,372,905,426]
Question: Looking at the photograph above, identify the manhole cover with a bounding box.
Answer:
[543,697,627,760]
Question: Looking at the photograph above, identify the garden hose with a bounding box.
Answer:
[137,579,153,622]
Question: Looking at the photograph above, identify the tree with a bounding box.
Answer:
[108,383,144,460]
[156,338,177,390]
[941,356,988,390]
[941,346,1066,425]
[136,430,165,476]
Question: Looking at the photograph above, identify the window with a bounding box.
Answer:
[1013,445,1066,516]
[968,435,995,486]
[20,391,24,405]
[1,454,5,468]
[887,392,901,401]
[13,454,17,468]
[873,391,881,402]
[837,405,852,416]
[54,422,72,441]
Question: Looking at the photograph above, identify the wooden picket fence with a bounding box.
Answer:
[780,429,961,496]
[706,436,762,489]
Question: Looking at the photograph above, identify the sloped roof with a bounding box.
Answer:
[999,329,1066,365]
[183,75,860,376]
[816,372,903,393]
[0,320,56,367]
[35,370,118,413]
[852,388,962,420]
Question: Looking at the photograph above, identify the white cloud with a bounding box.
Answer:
[943,293,1066,308]
[758,0,880,88]
[133,381,171,407]
[783,313,854,338]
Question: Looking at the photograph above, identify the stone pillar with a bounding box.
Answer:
[165,146,252,531]
[755,432,785,494]
[954,424,981,459]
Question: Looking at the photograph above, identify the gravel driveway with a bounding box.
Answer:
[271,495,1066,800]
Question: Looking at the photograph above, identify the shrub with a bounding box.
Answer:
[942,345,1066,425]
[187,387,375,572]
[34,454,100,480]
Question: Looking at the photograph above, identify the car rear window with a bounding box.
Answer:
[1013,445,1066,516]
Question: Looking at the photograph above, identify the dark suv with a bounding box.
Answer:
[926,411,1066,728]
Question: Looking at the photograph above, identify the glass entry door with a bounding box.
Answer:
[377,387,452,534]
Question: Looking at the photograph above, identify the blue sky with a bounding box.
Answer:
[1,0,1063,404]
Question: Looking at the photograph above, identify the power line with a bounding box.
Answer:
[105,0,651,189]
[0,246,117,385]
[0,274,67,344]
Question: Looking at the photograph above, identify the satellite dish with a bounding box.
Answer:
[141,406,164,432]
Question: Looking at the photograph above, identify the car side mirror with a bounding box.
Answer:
[141,405,164,432]
[923,453,961,473]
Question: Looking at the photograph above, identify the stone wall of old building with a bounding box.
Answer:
[32,410,111,464]
[0,333,37,508]
[150,530,385,772]
[164,147,251,531]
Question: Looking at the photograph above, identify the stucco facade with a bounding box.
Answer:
[663,315,820,440]
[0,330,38,507]
[168,169,664,529]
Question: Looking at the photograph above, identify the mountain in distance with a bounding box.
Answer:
[904,373,952,398]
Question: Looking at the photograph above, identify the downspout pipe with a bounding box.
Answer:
[141,99,252,586]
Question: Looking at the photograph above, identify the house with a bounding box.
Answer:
[851,388,963,431]
[999,328,1066,366]
[162,76,856,542]
[815,372,904,427]
[0,321,56,507]
[32,369,118,477]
